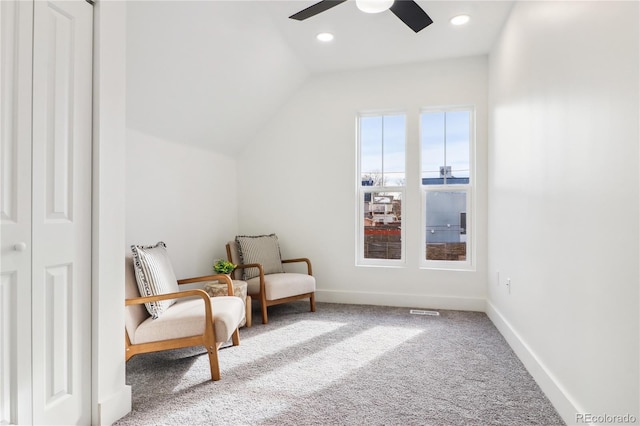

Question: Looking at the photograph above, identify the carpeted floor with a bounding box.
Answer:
[115,302,565,426]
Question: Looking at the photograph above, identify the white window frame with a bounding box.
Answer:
[356,111,407,267]
[420,106,475,271]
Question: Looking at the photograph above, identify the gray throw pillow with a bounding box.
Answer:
[235,234,285,280]
[131,241,180,319]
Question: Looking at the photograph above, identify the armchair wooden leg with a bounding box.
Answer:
[207,344,221,381]
[261,303,269,324]
[310,293,316,312]
[231,328,240,346]
[245,295,252,328]
[205,322,221,381]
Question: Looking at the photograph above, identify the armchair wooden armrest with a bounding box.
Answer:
[126,288,211,307]
[232,263,266,294]
[178,273,236,296]
[282,258,313,275]
[233,263,264,275]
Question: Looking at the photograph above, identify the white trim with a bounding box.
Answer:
[486,301,585,426]
[97,386,132,426]
[316,289,485,312]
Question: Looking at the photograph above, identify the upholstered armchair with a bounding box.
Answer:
[226,234,316,324]
[125,242,245,381]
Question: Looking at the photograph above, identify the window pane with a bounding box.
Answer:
[384,172,406,187]
[360,116,382,181]
[383,115,406,185]
[421,112,445,183]
[425,191,467,261]
[421,110,471,185]
[363,191,402,260]
[360,114,406,186]
[445,111,470,179]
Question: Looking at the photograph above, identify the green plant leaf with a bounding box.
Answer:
[213,258,236,274]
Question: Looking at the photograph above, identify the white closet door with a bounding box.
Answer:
[30,0,93,424]
[1,1,35,424]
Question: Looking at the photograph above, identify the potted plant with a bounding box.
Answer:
[213,258,236,275]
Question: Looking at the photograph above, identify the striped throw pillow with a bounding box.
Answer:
[236,234,285,280]
[131,242,180,319]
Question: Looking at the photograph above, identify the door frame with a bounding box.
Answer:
[90,1,131,424]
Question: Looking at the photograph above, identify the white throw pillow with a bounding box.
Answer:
[236,234,285,280]
[131,241,180,319]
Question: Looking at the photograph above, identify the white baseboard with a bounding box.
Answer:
[316,289,486,312]
[97,385,132,426]
[486,301,584,426]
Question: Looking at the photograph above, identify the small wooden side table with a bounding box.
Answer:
[203,279,252,328]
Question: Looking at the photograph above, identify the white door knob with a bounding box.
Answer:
[14,242,27,252]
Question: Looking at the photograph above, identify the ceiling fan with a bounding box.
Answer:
[289,0,434,33]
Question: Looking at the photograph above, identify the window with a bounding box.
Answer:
[356,107,474,270]
[421,108,473,268]
[357,113,406,265]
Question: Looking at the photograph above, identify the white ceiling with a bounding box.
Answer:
[126,1,514,154]
[261,0,514,73]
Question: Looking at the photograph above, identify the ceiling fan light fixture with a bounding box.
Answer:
[356,0,394,14]
[450,14,470,26]
[289,0,433,33]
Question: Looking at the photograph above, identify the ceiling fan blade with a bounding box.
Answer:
[389,0,433,33]
[289,0,348,21]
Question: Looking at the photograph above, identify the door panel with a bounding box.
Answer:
[31,0,93,424]
[0,0,34,423]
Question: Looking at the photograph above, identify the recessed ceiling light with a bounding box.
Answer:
[316,32,334,42]
[450,14,470,26]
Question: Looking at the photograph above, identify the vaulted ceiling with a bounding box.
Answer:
[126,1,514,155]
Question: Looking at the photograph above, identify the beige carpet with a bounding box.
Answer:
[115,302,565,426]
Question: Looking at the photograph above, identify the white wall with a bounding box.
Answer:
[488,1,639,423]
[125,128,239,278]
[92,1,131,424]
[237,56,489,310]
[125,1,308,156]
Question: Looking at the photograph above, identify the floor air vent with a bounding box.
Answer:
[409,309,440,316]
